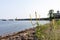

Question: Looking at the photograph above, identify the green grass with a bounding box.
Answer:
[35,19,60,40]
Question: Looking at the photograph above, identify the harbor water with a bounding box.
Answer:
[0,20,49,35]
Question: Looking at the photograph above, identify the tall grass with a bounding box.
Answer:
[36,19,60,40]
[30,12,60,40]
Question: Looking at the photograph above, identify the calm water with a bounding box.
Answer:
[0,20,49,35]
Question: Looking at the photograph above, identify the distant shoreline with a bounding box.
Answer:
[0,18,49,21]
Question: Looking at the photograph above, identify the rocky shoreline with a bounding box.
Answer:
[0,27,37,40]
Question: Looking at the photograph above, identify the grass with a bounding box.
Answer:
[30,12,60,40]
[35,19,60,40]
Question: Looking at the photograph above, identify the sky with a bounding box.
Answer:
[0,0,60,19]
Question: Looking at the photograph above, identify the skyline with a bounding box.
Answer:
[0,0,60,19]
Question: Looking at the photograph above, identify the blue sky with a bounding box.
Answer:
[0,0,60,19]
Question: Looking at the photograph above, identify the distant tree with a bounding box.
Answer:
[48,9,54,21]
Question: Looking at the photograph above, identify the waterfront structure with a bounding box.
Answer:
[48,10,60,21]
[53,11,60,18]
